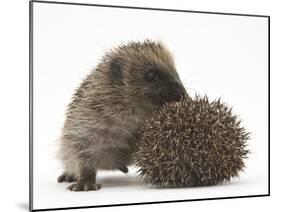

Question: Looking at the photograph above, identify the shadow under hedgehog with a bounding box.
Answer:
[58,40,187,191]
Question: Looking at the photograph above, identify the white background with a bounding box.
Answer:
[0,0,279,212]
[31,1,269,210]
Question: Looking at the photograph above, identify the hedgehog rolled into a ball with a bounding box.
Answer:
[133,96,250,187]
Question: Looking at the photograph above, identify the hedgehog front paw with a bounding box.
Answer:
[67,182,101,191]
[119,166,128,173]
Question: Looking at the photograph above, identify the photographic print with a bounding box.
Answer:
[29,1,270,211]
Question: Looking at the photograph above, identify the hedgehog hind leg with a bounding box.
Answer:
[57,173,78,183]
[58,153,80,183]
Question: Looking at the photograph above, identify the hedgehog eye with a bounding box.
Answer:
[145,71,158,82]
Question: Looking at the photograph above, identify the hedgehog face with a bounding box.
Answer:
[140,67,187,106]
[108,40,187,110]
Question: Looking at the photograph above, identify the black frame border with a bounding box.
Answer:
[29,0,270,211]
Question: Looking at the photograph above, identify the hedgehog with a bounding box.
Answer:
[57,40,187,191]
[133,96,250,187]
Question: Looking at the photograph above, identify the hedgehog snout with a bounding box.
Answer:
[158,82,187,105]
[167,82,186,101]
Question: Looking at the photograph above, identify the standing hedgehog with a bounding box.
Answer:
[57,40,187,191]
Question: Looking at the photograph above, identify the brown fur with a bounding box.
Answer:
[58,40,186,191]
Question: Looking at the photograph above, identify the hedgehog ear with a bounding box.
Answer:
[110,57,124,82]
